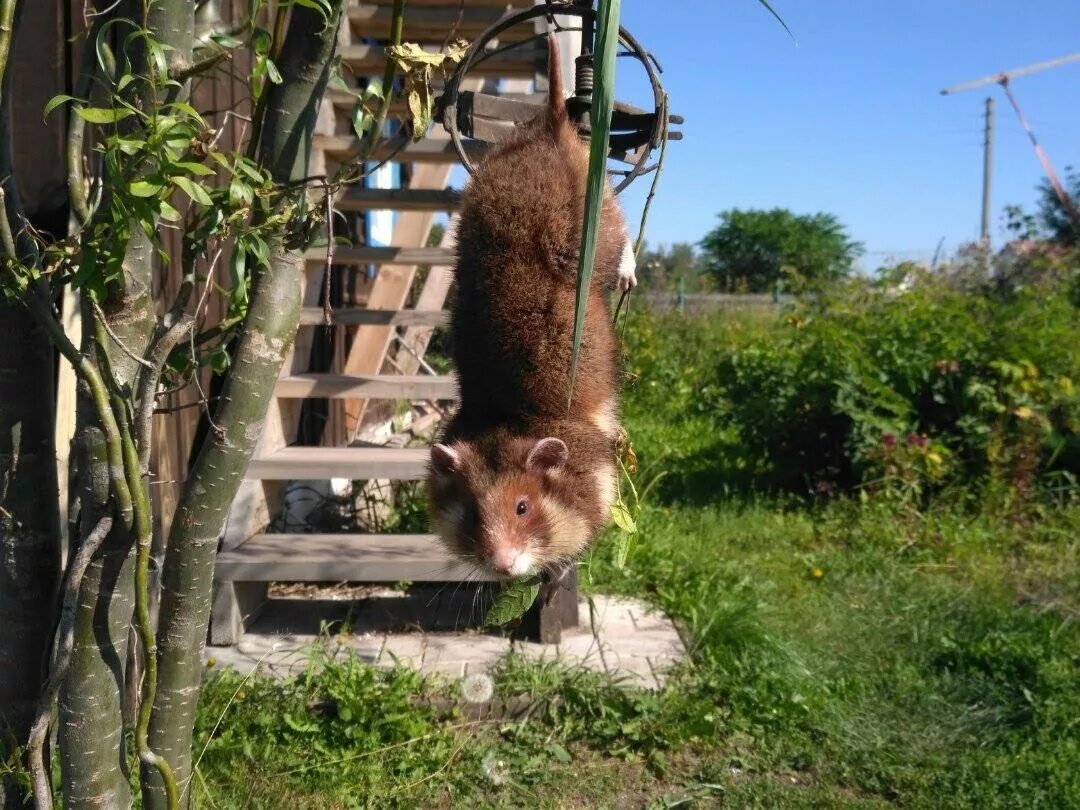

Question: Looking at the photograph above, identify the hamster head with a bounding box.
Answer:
[426,435,591,578]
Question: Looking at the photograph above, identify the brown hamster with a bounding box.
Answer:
[426,36,636,581]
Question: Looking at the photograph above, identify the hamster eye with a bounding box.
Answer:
[515,498,529,517]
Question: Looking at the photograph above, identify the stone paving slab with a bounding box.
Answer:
[205,595,684,690]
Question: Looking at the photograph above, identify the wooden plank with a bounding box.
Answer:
[298,307,448,326]
[342,44,540,79]
[276,373,456,399]
[348,5,530,42]
[325,88,543,113]
[395,215,458,375]
[215,533,495,582]
[336,187,462,212]
[365,0,534,9]
[247,446,431,481]
[339,161,456,440]
[314,134,488,164]
[305,246,455,265]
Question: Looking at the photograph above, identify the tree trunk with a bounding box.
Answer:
[147,4,344,805]
[0,7,62,802]
[0,310,61,810]
[57,231,156,809]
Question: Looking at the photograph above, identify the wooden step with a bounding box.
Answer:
[305,246,455,266]
[335,187,461,212]
[349,5,533,42]
[366,0,533,7]
[247,446,431,480]
[297,307,448,326]
[341,44,540,79]
[314,134,487,164]
[216,533,495,582]
[276,373,456,400]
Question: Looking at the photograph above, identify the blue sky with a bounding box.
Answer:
[611,0,1080,269]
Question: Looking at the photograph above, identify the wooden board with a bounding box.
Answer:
[247,446,431,480]
[297,307,449,326]
[314,134,488,164]
[275,373,456,399]
[336,187,462,212]
[348,5,531,42]
[215,533,495,582]
[305,246,455,265]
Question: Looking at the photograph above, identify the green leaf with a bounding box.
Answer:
[75,106,134,124]
[546,743,572,764]
[350,102,372,141]
[129,180,164,198]
[755,0,797,42]
[229,244,249,308]
[568,0,620,402]
[173,176,213,207]
[484,577,541,626]
[172,161,216,177]
[157,199,183,222]
[251,27,272,57]
[43,94,79,119]
[611,500,636,534]
[264,58,283,85]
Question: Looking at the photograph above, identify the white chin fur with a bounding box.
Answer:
[509,552,536,578]
[617,239,637,291]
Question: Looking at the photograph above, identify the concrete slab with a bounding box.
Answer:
[203,594,685,691]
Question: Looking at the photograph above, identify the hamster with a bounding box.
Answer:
[426,36,636,588]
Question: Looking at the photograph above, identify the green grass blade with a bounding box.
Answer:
[756,0,796,42]
[568,0,621,405]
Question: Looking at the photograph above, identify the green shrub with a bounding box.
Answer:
[707,271,1080,500]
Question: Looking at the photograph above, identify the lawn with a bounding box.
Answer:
[195,306,1079,809]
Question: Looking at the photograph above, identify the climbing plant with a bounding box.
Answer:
[0,0,411,806]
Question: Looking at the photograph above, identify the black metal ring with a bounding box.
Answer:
[440,2,666,195]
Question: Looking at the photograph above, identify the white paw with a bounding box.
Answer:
[617,239,638,291]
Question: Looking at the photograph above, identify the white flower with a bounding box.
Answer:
[481,750,510,786]
[460,672,494,704]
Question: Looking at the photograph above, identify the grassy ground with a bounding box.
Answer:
[195,309,1079,809]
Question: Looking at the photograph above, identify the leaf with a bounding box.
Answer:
[172,161,216,176]
[251,27,272,57]
[569,0,620,401]
[74,106,134,124]
[611,500,636,534]
[264,58,283,85]
[484,577,541,626]
[350,102,373,141]
[157,199,183,222]
[129,180,164,198]
[173,176,213,206]
[229,244,249,309]
[756,0,797,43]
[43,94,79,119]
[546,743,572,764]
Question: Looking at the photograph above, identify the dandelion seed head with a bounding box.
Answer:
[461,672,494,704]
[482,750,510,786]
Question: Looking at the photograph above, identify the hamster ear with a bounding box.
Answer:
[526,437,568,472]
[431,443,461,476]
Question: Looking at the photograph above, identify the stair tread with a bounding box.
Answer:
[341,44,540,79]
[276,373,456,399]
[348,5,532,41]
[248,446,431,481]
[314,134,487,164]
[217,533,494,582]
[336,187,462,212]
[297,307,448,326]
[304,246,455,265]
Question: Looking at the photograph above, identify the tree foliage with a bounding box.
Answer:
[699,208,863,293]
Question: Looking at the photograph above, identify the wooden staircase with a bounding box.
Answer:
[209,0,567,645]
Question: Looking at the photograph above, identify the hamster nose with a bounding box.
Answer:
[488,546,517,575]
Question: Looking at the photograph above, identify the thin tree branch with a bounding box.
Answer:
[27,515,115,810]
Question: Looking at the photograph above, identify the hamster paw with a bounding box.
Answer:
[617,240,638,291]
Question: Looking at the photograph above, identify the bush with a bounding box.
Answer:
[704,269,1080,500]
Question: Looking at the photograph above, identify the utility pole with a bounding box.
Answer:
[943,52,1080,243]
[980,97,994,245]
